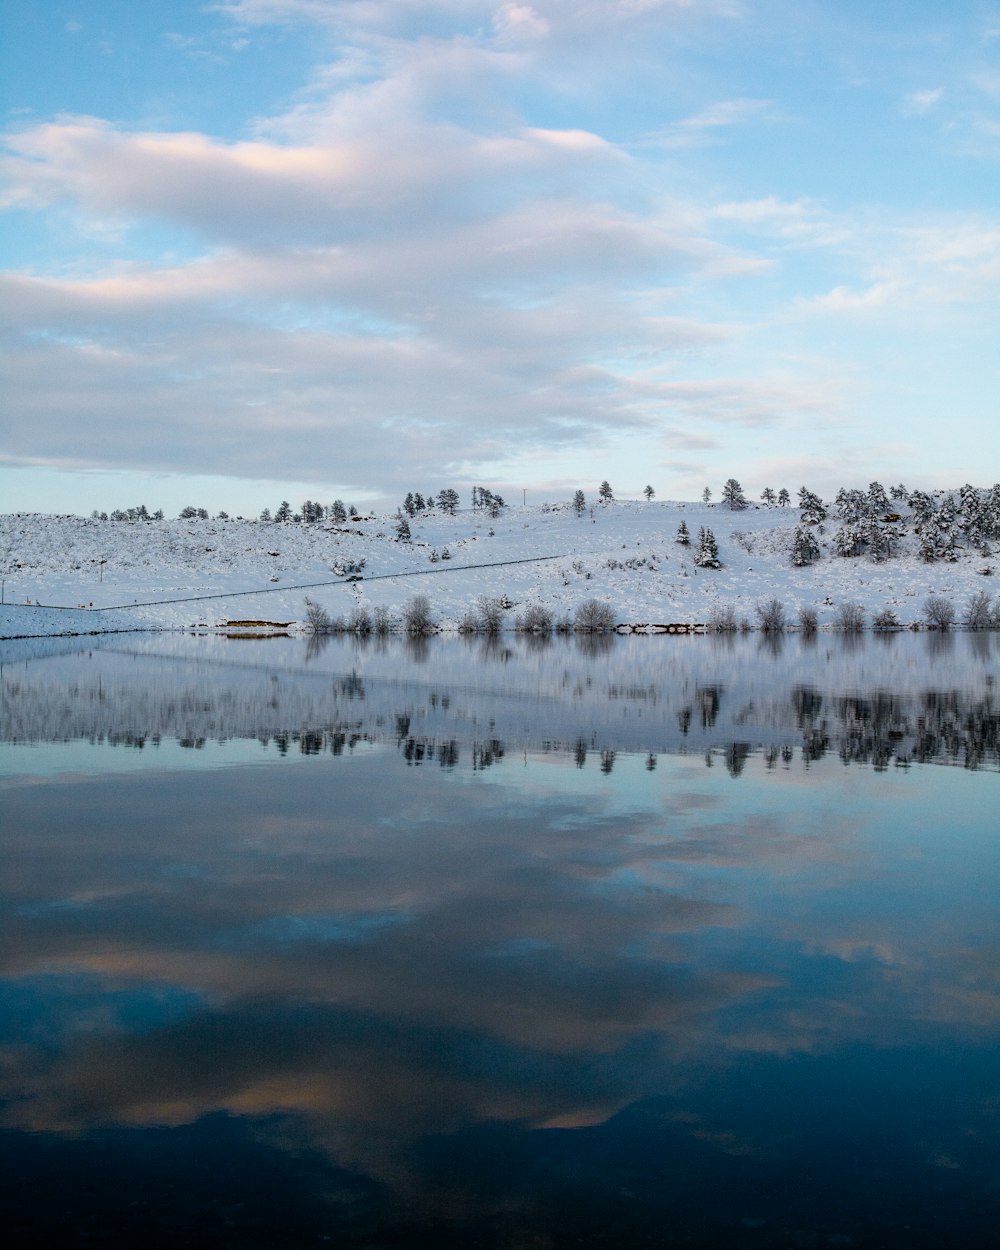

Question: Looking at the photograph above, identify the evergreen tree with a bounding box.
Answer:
[331,499,347,522]
[833,524,865,557]
[275,500,292,523]
[908,489,935,529]
[598,480,614,501]
[694,527,721,568]
[777,488,790,507]
[761,487,776,507]
[395,513,411,541]
[867,481,889,516]
[643,484,655,501]
[573,489,586,515]
[721,478,747,510]
[791,526,820,565]
[675,520,690,545]
[797,488,826,525]
[260,507,272,522]
[702,486,712,503]
[437,488,459,514]
[403,492,416,517]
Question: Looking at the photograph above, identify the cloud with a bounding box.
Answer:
[901,87,944,116]
[648,97,773,148]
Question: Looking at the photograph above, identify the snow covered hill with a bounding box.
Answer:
[2,493,998,639]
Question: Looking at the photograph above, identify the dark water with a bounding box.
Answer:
[1,633,998,1248]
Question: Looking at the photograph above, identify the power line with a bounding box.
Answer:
[93,553,567,612]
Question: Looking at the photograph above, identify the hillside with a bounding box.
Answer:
[2,493,997,639]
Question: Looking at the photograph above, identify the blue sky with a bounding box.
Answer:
[2,0,998,516]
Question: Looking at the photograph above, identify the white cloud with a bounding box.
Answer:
[901,87,944,116]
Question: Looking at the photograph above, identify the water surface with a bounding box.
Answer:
[2,633,997,1247]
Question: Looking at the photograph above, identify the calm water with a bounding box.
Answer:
[1,632,998,1248]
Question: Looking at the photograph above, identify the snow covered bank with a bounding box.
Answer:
[2,494,998,638]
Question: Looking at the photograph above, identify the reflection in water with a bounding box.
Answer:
[0,635,998,1247]
[2,632,998,773]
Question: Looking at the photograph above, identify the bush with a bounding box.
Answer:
[872,606,900,630]
[835,602,865,632]
[574,598,616,632]
[477,596,506,635]
[372,605,392,636]
[303,597,332,633]
[797,605,818,633]
[516,603,553,634]
[733,530,755,554]
[964,590,995,630]
[707,603,738,632]
[923,594,955,630]
[403,594,435,634]
[755,597,786,632]
[349,605,372,636]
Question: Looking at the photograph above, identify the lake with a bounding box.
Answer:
[1,631,997,1248]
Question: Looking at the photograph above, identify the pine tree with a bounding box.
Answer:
[761,487,776,507]
[275,500,292,523]
[694,527,721,568]
[791,526,820,565]
[702,486,712,504]
[643,484,655,501]
[867,481,889,516]
[437,488,459,515]
[573,489,586,515]
[676,520,690,545]
[331,499,347,522]
[598,480,613,501]
[395,513,411,541]
[833,524,865,557]
[721,478,748,510]
[777,488,790,507]
[798,488,826,525]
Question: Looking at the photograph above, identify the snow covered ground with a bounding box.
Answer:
[2,496,997,639]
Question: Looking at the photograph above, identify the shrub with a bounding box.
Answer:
[516,603,553,634]
[349,605,372,636]
[707,603,738,632]
[733,530,754,554]
[372,605,392,636]
[403,594,435,634]
[964,589,995,630]
[303,597,332,633]
[835,602,865,632]
[574,598,616,632]
[872,607,900,630]
[478,596,507,634]
[457,609,479,634]
[797,605,818,633]
[755,597,786,632]
[923,594,955,630]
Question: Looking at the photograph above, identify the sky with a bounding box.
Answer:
[1,0,998,517]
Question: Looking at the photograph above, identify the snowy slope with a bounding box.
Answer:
[2,496,997,638]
